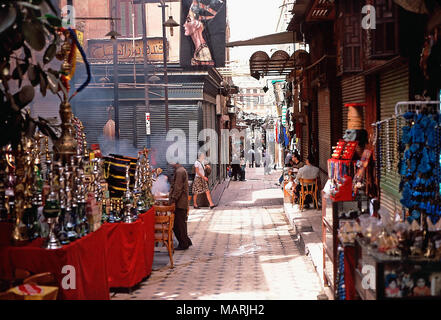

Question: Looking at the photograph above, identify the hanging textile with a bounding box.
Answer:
[283,126,289,147]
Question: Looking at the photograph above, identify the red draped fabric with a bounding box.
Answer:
[138,209,155,276]
[102,220,147,288]
[0,222,13,246]
[0,227,109,300]
[0,207,155,299]
[344,246,356,300]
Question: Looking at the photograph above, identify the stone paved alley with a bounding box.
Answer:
[112,168,324,300]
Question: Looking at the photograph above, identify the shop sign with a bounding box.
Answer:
[281,105,287,126]
[88,38,166,62]
[145,113,151,135]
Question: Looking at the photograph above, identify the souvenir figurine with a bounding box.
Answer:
[385,274,401,298]
[412,277,431,297]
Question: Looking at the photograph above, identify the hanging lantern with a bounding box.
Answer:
[164,16,179,37]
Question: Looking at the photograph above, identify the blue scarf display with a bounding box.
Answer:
[399,112,441,224]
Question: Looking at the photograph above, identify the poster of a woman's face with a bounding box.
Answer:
[181,0,226,68]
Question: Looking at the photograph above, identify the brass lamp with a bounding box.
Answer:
[163,16,179,37]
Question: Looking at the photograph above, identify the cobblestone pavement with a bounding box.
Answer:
[112,168,323,300]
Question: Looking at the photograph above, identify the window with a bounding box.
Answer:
[337,0,362,73]
[370,0,399,58]
[117,0,144,37]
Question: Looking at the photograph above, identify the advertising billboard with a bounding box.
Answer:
[180,0,226,68]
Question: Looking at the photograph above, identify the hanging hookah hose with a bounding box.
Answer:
[66,28,91,101]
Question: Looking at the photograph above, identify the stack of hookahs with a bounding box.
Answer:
[102,149,155,223]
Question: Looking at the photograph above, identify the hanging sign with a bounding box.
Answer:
[281,105,287,126]
[88,38,166,62]
[145,113,151,135]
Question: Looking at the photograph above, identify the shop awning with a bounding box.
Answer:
[226,31,299,47]
[249,49,310,77]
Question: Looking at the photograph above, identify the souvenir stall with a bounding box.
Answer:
[324,99,441,300]
[340,11,441,300]
[322,103,372,298]
[0,22,156,299]
[351,101,441,300]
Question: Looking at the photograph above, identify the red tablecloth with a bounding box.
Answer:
[101,207,155,288]
[0,222,13,246]
[138,209,155,276]
[0,207,155,298]
[102,220,147,288]
[0,227,110,300]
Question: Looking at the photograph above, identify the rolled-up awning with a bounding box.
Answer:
[249,49,310,77]
[226,31,299,47]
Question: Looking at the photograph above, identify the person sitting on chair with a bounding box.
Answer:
[278,152,303,185]
[292,154,319,208]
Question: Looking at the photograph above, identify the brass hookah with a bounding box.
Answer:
[12,136,36,243]
[122,165,135,223]
[53,31,78,164]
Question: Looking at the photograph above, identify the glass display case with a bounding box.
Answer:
[321,193,369,297]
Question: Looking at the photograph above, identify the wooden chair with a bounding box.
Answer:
[14,269,31,281]
[154,204,175,269]
[299,178,319,211]
[23,272,57,287]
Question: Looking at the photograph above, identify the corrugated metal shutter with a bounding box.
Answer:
[318,87,331,184]
[150,103,201,175]
[75,104,113,145]
[135,105,148,149]
[202,102,217,188]
[118,104,135,155]
[379,64,409,214]
[301,123,308,161]
[341,75,365,136]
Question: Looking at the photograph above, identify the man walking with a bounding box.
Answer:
[169,162,192,250]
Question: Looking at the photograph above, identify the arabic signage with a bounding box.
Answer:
[88,37,166,62]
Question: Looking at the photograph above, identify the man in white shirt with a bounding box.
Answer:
[293,154,320,208]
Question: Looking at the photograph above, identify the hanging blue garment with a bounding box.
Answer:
[283,127,289,147]
[279,125,285,147]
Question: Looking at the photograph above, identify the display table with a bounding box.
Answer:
[0,227,110,300]
[0,222,13,246]
[138,209,155,277]
[354,238,441,300]
[101,208,155,288]
[0,207,155,299]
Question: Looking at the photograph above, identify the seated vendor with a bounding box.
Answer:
[292,154,319,208]
[278,152,303,185]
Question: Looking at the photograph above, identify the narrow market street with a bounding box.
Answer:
[112,168,324,300]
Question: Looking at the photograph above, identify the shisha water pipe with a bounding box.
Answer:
[53,30,77,164]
